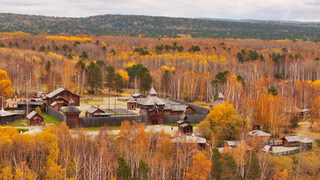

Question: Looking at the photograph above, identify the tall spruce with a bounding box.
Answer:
[212,147,223,179]
[116,156,131,180]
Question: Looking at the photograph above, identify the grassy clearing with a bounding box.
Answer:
[164,123,199,127]
[41,112,61,125]
[6,119,28,126]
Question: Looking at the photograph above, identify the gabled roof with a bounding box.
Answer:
[127,97,136,103]
[0,109,14,117]
[46,87,79,98]
[14,110,26,115]
[248,130,271,137]
[172,134,206,144]
[149,87,157,96]
[226,141,240,147]
[86,106,106,114]
[262,145,271,152]
[139,96,165,106]
[300,137,314,143]
[26,110,43,119]
[282,135,300,142]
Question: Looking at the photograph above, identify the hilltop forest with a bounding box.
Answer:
[0,13,320,40]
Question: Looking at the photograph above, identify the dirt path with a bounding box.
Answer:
[295,121,320,140]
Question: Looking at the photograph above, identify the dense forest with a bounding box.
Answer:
[0,13,320,40]
[0,122,319,180]
[1,33,320,136]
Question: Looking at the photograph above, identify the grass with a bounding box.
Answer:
[6,119,28,126]
[164,123,199,127]
[41,112,61,125]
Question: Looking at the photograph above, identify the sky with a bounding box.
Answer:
[1,0,320,22]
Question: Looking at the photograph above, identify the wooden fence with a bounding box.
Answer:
[163,114,207,124]
[47,106,65,122]
[80,115,145,127]
[270,148,301,156]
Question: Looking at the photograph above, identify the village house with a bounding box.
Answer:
[17,99,46,113]
[85,106,113,117]
[0,109,20,125]
[281,135,301,147]
[172,134,207,149]
[300,137,314,151]
[26,110,44,125]
[43,87,80,106]
[247,130,271,149]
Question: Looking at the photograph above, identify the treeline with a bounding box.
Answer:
[1,122,319,179]
[1,13,320,40]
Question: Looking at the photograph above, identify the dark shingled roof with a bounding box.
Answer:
[63,99,80,113]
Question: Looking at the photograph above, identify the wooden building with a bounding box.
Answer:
[281,135,300,147]
[50,101,60,111]
[132,93,145,99]
[177,113,193,135]
[85,106,113,117]
[0,109,20,125]
[26,110,44,125]
[63,99,81,128]
[172,134,207,149]
[300,137,314,151]
[17,100,46,113]
[139,87,166,124]
[43,88,80,106]
[127,97,137,110]
[247,130,271,149]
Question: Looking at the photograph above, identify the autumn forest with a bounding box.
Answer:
[1,28,320,179]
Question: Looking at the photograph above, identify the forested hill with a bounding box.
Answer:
[0,13,320,40]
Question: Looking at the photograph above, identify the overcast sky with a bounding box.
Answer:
[1,0,320,22]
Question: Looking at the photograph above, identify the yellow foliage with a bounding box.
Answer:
[46,35,92,42]
[0,69,14,98]
[185,152,212,180]
[117,69,129,82]
[0,167,13,180]
[0,31,29,35]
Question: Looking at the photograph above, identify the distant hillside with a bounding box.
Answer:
[0,13,320,40]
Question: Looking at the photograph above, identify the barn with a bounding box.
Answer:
[26,111,44,125]
[43,88,80,106]
[281,135,300,147]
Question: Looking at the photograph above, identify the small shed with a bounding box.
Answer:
[281,135,300,147]
[85,106,113,117]
[300,137,314,151]
[27,111,44,125]
[63,99,81,128]
[177,113,193,135]
[127,97,137,110]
